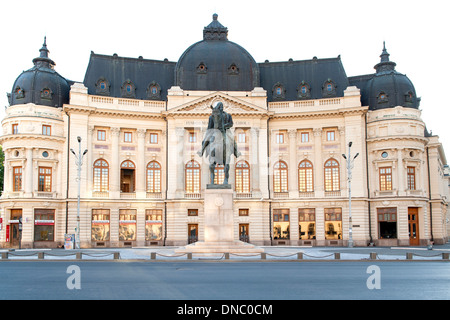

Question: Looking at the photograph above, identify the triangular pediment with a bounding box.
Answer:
[167,92,268,115]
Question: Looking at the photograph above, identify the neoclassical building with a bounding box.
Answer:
[1,14,449,249]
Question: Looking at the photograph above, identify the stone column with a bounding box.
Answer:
[397,148,403,196]
[313,128,323,197]
[176,128,186,196]
[136,129,146,198]
[24,148,33,197]
[288,129,297,197]
[250,127,260,194]
[86,126,94,195]
[110,127,120,198]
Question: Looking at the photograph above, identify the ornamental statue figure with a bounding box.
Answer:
[197,102,241,185]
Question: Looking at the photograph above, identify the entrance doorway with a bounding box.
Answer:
[120,160,136,193]
[188,224,198,244]
[239,224,249,243]
[10,209,22,247]
[408,208,419,246]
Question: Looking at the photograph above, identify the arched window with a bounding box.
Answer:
[120,160,136,193]
[147,161,161,193]
[324,159,340,192]
[274,161,288,193]
[185,160,201,194]
[93,159,109,192]
[235,160,250,193]
[214,164,225,185]
[298,160,314,192]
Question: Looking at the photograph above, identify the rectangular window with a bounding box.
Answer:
[124,132,132,143]
[239,209,249,216]
[119,209,137,241]
[276,133,284,144]
[13,167,22,192]
[12,124,18,134]
[324,208,342,240]
[188,130,196,143]
[407,167,415,190]
[301,132,309,143]
[238,132,247,143]
[299,208,315,240]
[34,209,55,241]
[379,167,392,191]
[42,125,51,136]
[377,208,397,239]
[92,209,110,241]
[146,209,162,241]
[326,131,335,141]
[150,133,158,144]
[273,209,290,240]
[38,167,52,192]
[97,130,106,141]
[188,209,198,216]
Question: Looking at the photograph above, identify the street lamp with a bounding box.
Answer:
[342,142,359,248]
[70,136,88,249]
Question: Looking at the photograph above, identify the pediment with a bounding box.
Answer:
[167,92,268,116]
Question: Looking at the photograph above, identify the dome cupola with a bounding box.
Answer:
[9,37,70,108]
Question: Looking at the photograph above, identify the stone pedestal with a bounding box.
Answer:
[175,185,263,254]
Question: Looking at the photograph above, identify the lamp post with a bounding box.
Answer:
[70,136,88,249]
[342,142,359,248]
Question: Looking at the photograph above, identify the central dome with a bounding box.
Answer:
[175,14,260,91]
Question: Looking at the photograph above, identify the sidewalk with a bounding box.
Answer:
[1,242,450,261]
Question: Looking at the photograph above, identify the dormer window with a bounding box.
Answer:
[121,80,136,98]
[377,91,389,104]
[405,91,414,104]
[322,79,336,97]
[14,86,25,99]
[95,77,110,96]
[41,88,53,100]
[147,81,161,100]
[197,63,207,74]
[297,81,311,99]
[272,82,286,101]
[228,63,239,75]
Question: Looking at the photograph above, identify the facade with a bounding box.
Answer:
[1,15,449,249]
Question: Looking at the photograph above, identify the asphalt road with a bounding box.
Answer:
[0,261,449,300]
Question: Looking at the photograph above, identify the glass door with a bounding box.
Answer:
[408,208,419,246]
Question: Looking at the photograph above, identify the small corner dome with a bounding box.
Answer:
[9,37,70,108]
[365,43,419,111]
[175,14,260,91]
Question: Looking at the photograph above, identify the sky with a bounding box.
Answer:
[0,0,449,159]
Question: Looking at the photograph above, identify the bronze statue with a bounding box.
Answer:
[198,102,241,185]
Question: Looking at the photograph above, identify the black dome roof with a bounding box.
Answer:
[363,43,419,111]
[175,14,260,91]
[9,38,70,108]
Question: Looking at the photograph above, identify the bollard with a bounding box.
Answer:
[334,252,340,260]
[187,253,192,260]
[1,252,8,260]
[442,253,449,260]
[224,253,230,260]
[38,252,45,260]
[76,252,82,260]
[150,252,157,260]
[113,252,120,260]
[260,253,266,260]
[370,252,377,260]
[406,252,413,260]
[297,252,303,260]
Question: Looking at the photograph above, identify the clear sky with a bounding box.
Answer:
[1,0,449,158]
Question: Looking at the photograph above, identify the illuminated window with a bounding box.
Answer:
[38,167,52,192]
[325,208,342,240]
[147,161,161,193]
[379,167,392,191]
[274,161,288,193]
[407,167,415,190]
[299,208,315,240]
[298,160,314,192]
[235,160,250,193]
[13,167,22,191]
[185,160,200,194]
[119,209,137,241]
[214,164,225,185]
[92,209,110,241]
[324,159,339,191]
[93,159,109,192]
[273,209,290,240]
[146,209,163,241]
